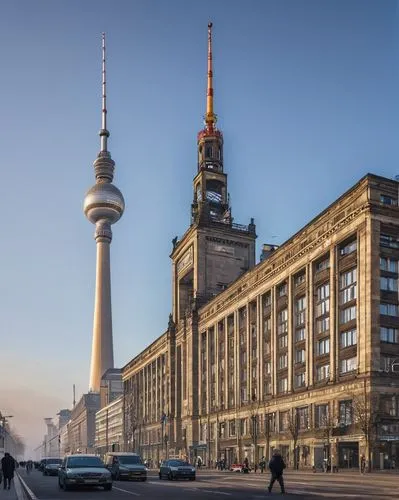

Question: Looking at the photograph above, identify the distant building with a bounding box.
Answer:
[100,368,123,409]
[68,393,100,454]
[95,396,123,456]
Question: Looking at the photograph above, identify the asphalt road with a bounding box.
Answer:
[16,468,399,500]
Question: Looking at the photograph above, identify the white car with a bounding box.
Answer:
[58,454,112,491]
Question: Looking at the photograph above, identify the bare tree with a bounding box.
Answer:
[352,384,379,472]
[287,410,300,470]
[124,387,138,453]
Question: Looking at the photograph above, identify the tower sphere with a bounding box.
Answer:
[84,182,125,225]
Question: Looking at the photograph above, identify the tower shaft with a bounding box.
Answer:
[89,226,114,392]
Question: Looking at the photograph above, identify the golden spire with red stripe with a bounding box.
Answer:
[205,22,216,132]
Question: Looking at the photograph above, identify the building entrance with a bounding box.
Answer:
[338,442,359,469]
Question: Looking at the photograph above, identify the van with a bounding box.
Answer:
[104,452,147,481]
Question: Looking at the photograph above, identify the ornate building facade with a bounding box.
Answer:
[122,24,399,470]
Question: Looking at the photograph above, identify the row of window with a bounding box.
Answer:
[276,356,358,392]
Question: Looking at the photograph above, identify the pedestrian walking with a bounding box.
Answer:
[1,453,16,490]
[267,449,286,494]
[360,455,366,474]
[259,456,266,473]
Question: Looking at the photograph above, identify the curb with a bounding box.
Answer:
[15,473,38,500]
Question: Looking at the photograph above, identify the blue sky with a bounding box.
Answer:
[0,0,398,453]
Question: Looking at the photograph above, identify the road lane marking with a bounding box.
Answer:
[16,473,39,500]
[201,490,232,496]
[113,486,141,496]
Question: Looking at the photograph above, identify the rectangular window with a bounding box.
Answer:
[340,268,357,304]
[315,257,330,272]
[339,400,352,425]
[380,234,399,249]
[317,283,330,301]
[315,404,329,428]
[295,328,306,342]
[340,356,357,374]
[279,410,289,431]
[340,306,356,324]
[278,334,288,349]
[263,292,272,307]
[297,407,309,430]
[278,283,287,297]
[381,277,398,292]
[380,257,399,273]
[278,354,288,369]
[316,317,330,334]
[295,349,305,363]
[380,356,396,372]
[264,316,271,332]
[316,338,330,355]
[381,327,399,344]
[229,419,236,437]
[278,377,288,394]
[316,364,330,381]
[277,309,288,334]
[340,240,357,256]
[295,296,306,326]
[380,194,397,205]
[264,361,271,374]
[341,328,357,348]
[295,273,306,286]
[380,303,399,316]
[316,300,330,316]
[295,372,305,387]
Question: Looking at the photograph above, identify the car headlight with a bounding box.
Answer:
[119,466,129,471]
[191,468,196,473]
[101,473,111,479]
[67,474,80,479]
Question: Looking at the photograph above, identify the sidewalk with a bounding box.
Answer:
[0,475,26,500]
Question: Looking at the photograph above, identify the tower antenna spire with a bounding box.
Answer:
[100,32,109,153]
[205,22,216,131]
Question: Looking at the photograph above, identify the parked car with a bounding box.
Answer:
[104,452,147,481]
[42,458,62,476]
[159,459,196,481]
[58,454,112,491]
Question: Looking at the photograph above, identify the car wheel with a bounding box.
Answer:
[167,472,173,481]
[43,471,47,476]
[159,472,162,480]
[104,484,112,491]
[140,477,147,482]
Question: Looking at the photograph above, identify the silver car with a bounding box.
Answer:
[58,454,112,491]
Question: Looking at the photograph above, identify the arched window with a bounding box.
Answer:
[206,146,213,158]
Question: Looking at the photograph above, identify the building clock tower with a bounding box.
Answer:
[171,23,256,324]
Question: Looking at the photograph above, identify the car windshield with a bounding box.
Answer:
[46,459,62,465]
[168,460,190,467]
[67,457,104,468]
[119,456,142,465]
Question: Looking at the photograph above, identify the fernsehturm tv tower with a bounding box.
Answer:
[83,34,125,392]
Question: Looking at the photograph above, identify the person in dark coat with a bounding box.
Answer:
[1,453,16,490]
[267,449,286,494]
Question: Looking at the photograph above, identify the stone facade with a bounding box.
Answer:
[123,173,399,470]
[95,395,123,457]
